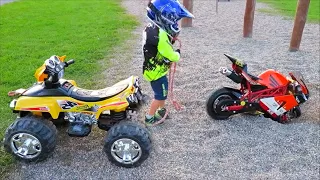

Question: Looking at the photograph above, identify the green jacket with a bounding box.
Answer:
[142,23,180,81]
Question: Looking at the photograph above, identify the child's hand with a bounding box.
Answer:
[163,58,170,63]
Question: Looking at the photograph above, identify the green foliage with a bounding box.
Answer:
[259,0,320,23]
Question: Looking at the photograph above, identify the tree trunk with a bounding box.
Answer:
[243,0,256,38]
[181,0,193,27]
[289,0,310,52]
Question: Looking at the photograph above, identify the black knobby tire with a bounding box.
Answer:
[206,87,239,120]
[3,116,58,162]
[104,121,151,168]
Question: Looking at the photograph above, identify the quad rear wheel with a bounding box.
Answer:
[3,116,57,162]
[104,121,151,168]
[206,88,239,120]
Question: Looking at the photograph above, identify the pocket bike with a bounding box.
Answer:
[4,55,151,168]
[206,54,310,123]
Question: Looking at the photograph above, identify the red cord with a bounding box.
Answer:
[152,37,183,126]
[169,37,183,111]
[153,38,184,126]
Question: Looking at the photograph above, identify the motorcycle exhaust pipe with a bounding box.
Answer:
[219,67,242,84]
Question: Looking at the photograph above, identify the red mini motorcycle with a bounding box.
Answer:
[206,54,310,123]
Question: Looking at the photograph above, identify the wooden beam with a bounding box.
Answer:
[181,0,193,27]
[289,0,310,52]
[216,0,218,14]
[243,0,256,38]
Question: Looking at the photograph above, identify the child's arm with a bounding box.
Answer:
[157,30,180,62]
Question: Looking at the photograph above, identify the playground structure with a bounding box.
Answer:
[289,0,311,51]
[148,0,311,51]
[181,0,193,27]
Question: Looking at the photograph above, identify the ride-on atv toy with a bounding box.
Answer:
[4,55,151,168]
[206,54,310,123]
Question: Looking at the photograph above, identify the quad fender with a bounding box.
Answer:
[14,96,62,119]
[223,87,242,99]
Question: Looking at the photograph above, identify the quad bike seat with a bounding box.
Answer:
[69,83,128,102]
[22,80,129,102]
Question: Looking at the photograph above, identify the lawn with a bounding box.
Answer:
[0,0,138,175]
[259,0,320,23]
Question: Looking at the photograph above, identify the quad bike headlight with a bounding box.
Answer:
[133,78,140,88]
[9,99,17,110]
[127,94,138,104]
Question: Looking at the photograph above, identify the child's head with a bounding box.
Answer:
[147,0,194,38]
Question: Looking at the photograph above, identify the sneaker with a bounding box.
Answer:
[155,108,169,119]
[145,115,161,125]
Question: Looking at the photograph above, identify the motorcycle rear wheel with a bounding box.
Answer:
[206,88,239,120]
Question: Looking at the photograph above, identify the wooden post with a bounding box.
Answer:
[216,0,218,14]
[181,0,193,27]
[289,0,310,52]
[243,0,256,38]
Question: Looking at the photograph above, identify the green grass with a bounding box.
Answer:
[0,0,138,176]
[259,0,320,23]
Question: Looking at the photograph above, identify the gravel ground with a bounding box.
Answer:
[5,0,319,180]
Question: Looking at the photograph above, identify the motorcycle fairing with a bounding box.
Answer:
[259,95,298,117]
[258,69,289,88]
[289,72,309,96]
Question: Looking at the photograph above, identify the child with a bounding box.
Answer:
[142,0,194,125]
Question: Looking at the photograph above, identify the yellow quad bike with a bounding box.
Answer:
[4,55,151,168]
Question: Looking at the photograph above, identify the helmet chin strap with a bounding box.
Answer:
[170,24,180,37]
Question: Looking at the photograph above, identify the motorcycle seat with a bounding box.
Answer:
[248,73,260,81]
[69,84,128,102]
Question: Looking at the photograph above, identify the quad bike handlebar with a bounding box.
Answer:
[64,59,75,67]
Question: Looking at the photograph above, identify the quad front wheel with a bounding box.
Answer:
[3,116,57,162]
[206,87,239,120]
[104,121,151,168]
